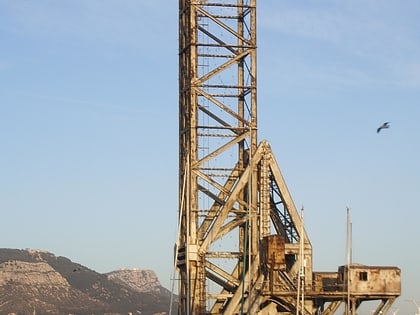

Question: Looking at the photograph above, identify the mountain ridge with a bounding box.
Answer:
[0,248,175,315]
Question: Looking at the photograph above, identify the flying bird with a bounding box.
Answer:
[377,121,390,133]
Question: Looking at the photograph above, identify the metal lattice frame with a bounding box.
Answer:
[178,1,258,313]
[176,1,400,314]
[177,1,308,313]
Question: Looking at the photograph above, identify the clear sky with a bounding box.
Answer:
[1,1,419,314]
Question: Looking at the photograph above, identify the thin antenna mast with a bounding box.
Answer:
[301,207,305,315]
[346,207,352,315]
[296,207,305,315]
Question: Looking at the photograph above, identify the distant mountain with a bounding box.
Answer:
[107,268,166,293]
[0,248,176,315]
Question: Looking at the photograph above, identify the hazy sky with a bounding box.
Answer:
[1,1,419,314]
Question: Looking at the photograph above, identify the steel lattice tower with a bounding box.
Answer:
[178,0,258,312]
[176,1,400,314]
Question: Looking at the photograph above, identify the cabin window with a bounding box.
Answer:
[359,271,368,281]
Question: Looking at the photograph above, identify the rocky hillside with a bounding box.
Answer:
[107,269,163,293]
[0,248,176,315]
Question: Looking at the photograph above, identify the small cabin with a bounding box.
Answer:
[338,263,401,296]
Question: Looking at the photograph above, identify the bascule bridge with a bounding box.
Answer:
[175,1,401,314]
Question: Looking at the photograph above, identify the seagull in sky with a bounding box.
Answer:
[377,121,390,133]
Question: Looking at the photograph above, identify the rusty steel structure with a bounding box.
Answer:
[175,1,401,314]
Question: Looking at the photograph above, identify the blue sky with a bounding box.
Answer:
[1,1,419,313]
